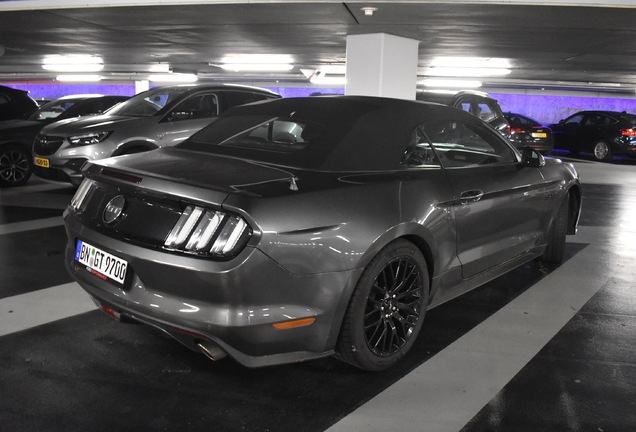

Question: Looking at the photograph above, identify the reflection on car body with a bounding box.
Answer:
[64,96,581,371]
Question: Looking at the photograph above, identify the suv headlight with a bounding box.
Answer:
[69,131,112,146]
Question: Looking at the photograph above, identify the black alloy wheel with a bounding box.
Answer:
[0,145,33,187]
[336,239,429,371]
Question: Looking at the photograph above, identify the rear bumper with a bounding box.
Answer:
[64,210,361,367]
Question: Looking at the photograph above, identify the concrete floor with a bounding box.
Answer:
[1,152,635,432]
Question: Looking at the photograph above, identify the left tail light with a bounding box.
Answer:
[164,205,252,258]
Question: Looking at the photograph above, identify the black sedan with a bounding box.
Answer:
[504,112,554,155]
[549,110,636,161]
[0,94,127,186]
[63,96,581,371]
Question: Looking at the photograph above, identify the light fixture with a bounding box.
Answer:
[361,7,378,16]
[219,63,293,72]
[216,54,294,72]
[426,67,511,77]
[421,79,482,88]
[148,73,198,82]
[426,57,511,77]
[42,55,104,72]
[56,75,102,82]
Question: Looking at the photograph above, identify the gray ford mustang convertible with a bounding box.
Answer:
[64,96,581,371]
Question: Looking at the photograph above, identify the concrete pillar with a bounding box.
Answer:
[345,33,419,100]
[135,80,149,94]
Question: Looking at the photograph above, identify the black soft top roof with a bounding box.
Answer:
[181,95,479,171]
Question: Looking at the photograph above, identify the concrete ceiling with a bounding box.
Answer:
[1,1,636,93]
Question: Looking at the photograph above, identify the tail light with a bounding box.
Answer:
[164,205,252,258]
[510,127,525,134]
[620,128,636,137]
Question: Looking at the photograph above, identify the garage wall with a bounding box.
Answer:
[491,92,636,125]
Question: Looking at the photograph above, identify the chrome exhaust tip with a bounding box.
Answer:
[197,341,227,361]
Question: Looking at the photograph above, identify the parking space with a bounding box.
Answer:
[1,157,635,431]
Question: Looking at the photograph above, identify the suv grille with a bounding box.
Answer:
[34,135,64,156]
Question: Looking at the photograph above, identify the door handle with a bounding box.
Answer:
[460,190,484,204]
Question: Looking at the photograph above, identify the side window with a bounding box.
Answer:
[423,121,517,168]
[0,93,9,105]
[169,93,218,121]
[459,102,471,112]
[400,128,441,168]
[476,102,496,122]
[564,114,585,125]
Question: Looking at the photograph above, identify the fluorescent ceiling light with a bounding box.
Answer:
[431,57,511,68]
[148,73,198,82]
[422,79,482,88]
[42,55,104,72]
[56,75,102,82]
[427,57,511,78]
[220,63,293,72]
[43,63,104,72]
[425,67,511,77]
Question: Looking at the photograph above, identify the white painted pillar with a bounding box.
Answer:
[345,33,419,100]
[135,79,150,94]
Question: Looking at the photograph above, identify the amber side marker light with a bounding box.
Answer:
[272,317,315,329]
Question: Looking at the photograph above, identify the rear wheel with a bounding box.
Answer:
[336,239,429,371]
[541,193,569,264]
[0,144,33,187]
[592,140,613,162]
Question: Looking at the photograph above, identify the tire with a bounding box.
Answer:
[0,144,33,187]
[336,239,429,371]
[541,193,568,264]
[592,140,613,162]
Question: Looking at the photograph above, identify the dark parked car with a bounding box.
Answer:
[0,94,128,187]
[0,85,38,122]
[549,110,636,161]
[504,112,555,155]
[416,90,510,138]
[64,96,581,371]
[33,84,280,186]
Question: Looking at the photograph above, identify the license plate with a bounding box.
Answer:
[75,240,128,285]
[531,132,547,138]
[34,157,50,168]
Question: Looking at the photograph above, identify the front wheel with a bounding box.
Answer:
[336,239,429,371]
[0,144,33,187]
[593,140,613,162]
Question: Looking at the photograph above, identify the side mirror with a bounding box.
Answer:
[559,119,565,124]
[522,146,545,168]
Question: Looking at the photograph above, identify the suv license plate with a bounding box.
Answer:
[34,157,50,168]
[75,240,128,285]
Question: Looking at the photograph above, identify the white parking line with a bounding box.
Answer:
[327,228,616,432]
[0,216,65,235]
[0,282,96,337]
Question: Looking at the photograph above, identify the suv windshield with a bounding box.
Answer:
[107,87,190,117]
